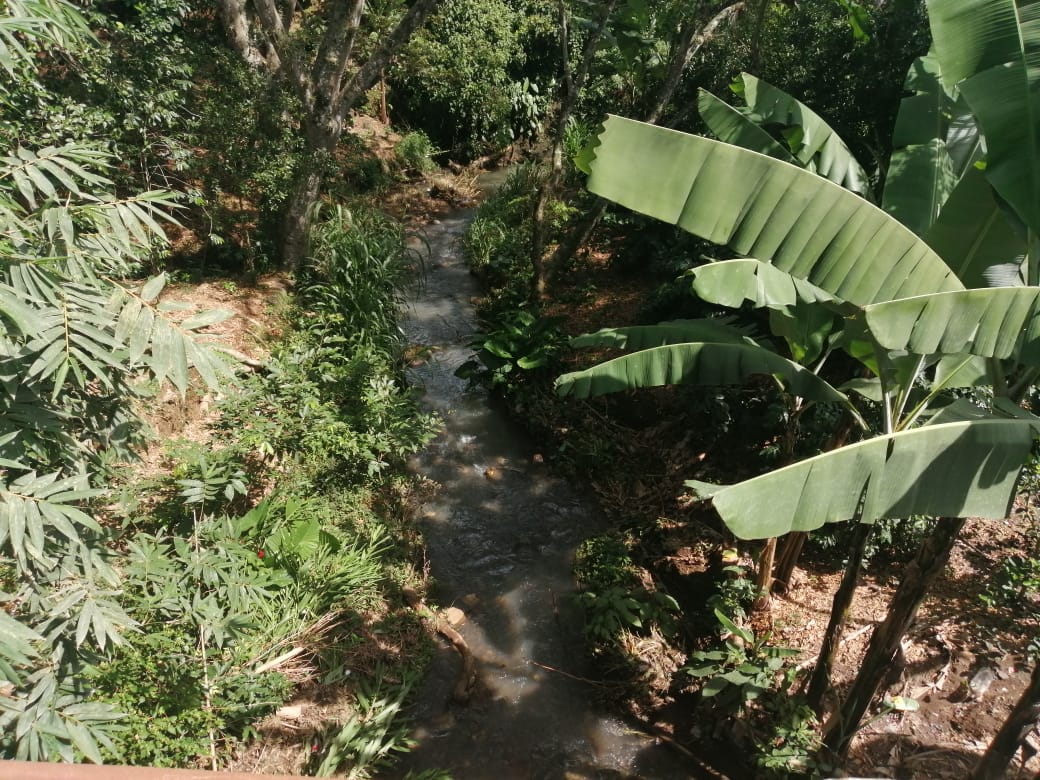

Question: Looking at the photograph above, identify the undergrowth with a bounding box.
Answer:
[3,207,443,776]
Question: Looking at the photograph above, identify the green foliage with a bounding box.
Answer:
[394,131,437,175]
[753,695,830,779]
[219,335,437,484]
[305,205,423,358]
[392,0,553,155]
[0,2,239,763]
[311,672,415,778]
[708,557,759,621]
[455,309,566,394]
[679,0,930,171]
[187,43,307,271]
[461,163,541,282]
[574,535,679,643]
[686,609,798,706]
[982,555,1040,618]
[87,628,288,767]
[210,205,439,484]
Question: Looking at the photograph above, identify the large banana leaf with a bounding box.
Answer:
[697,89,798,164]
[555,341,855,408]
[864,287,1040,364]
[929,0,1040,235]
[924,166,1027,289]
[585,116,963,307]
[687,418,1034,538]
[883,53,959,236]
[569,318,758,350]
[690,258,855,314]
[734,74,871,198]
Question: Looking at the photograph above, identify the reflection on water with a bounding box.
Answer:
[389,197,695,780]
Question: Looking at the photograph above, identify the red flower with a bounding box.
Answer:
[258,549,265,559]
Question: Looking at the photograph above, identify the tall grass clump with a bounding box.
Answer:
[461,162,543,284]
[304,205,424,358]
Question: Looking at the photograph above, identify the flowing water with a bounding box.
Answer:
[390,184,695,780]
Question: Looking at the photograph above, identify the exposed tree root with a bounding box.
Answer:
[402,587,478,703]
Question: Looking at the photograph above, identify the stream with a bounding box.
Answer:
[390,184,695,780]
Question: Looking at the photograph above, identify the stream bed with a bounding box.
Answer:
[390,195,695,780]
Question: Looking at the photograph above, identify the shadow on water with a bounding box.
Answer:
[387,203,703,780]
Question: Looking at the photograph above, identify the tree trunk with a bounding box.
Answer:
[973,661,1040,779]
[773,413,859,593]
[773,531,806,594]
[752,536,777,612]
[823,517,966,759]
[530,0,616,300]
[806,522,872,713]
[221,0,443,271]
[281,167,324,273]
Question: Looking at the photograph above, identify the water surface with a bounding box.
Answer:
[393,198,695,780]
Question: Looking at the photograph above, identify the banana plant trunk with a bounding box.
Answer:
[752,537,776,611]
[772,531,807,594]
[806,521,872,712]
[972,660,1040,779]
[823,517,966,758]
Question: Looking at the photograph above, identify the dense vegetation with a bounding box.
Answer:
[4,0,1040,778]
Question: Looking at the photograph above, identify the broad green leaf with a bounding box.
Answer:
[570,318,757,350]
[690,258,855,314]
[139,273,166,303]
[714,608,753,643]
[180,308,234,331]
[555,342,855,409]
[932,353,990,390]
[924,166,1026,289]
[737,73,872,198]
[929,0,1040,235]
[768,305,836,365]
[697,89,797,163]
[864,287,1040,364]
[883,139,957,237]
[883,52,969,238]
[686,419,1035,539]
[585,116,962,307]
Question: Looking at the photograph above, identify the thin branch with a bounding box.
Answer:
[335,0,443,121]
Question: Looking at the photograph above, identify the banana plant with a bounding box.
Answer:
[568,0,1040,761]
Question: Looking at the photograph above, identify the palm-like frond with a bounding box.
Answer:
[0,0,92,78]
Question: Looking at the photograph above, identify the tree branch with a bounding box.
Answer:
[335,0,443,120]
[650,2,745,125]
[311,0,366,109]
[214,0,269,69]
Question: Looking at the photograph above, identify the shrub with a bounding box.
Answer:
[394,131,437,175]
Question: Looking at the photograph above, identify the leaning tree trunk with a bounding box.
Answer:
[541,2,744,283]
[823,517,966,759]
[972,660,1040,779]
[530,0,616,300]
[806,521,872,713]
[773,531,807,594]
